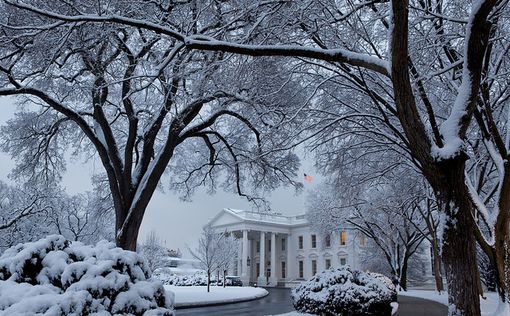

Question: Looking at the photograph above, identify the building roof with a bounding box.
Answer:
[221,208,308,226]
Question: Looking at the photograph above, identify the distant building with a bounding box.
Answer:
[206,208,374,287]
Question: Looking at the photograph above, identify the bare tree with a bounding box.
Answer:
[139,230,166,272]
[307,177,427,290]
[215,232,239,288]
[188,225,231,292]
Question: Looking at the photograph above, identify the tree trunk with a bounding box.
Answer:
[400,257,409,291]
[116,205,145,251]
[223,270,226,288]
[207,271,211,293]
[428,235,445,292]
[431,240,444,292]
[434,158,481,316]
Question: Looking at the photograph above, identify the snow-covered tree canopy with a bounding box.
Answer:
[0,0,307,251]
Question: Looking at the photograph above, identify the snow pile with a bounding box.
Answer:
[0,235,173,315]
[291,267,393,315]
[164,285,268,307]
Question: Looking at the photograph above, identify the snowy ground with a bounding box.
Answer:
[398,290,505,316]
[164,285,268,307]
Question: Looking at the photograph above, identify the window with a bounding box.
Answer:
[311,234,317,248]
[268,240,271,252]
[340,231,347,245]
[340,257,347,265]
[325,234,331,248]
[325,259,331,269]
[311,260,317,275]
[256,263,260,277]
[298,236,303,249]
[299,260,304,278]
[256,241,260,253]
[359,235,365,247]
[281,261,286,278]
[281,238,286,251]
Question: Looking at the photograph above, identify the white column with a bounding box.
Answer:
[258,231,266,285]
[237,238,242,276]
[286,234,294,283]
[270,232,277,285]
[241,230,249,285]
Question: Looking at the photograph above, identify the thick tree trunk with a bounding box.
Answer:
[116,205,146,251]
[434,158,481,316]
[494,237,509,302]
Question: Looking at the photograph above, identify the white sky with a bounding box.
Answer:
[0,96,319,255]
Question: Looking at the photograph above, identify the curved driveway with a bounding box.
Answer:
[175,288,447,316]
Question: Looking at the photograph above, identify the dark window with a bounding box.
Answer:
[311,260,317,275]
[325,234,331,247]
[256,241,260,253]
[281,238,286,251]
[325,259,331,269]
[340,257,347,265]
[311,234,317,248]
[299,260,304,278]
[281,261,286,278]
[298,236,303,249]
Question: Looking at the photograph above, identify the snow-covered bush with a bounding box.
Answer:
[153,270,208,286]
[0,235,173,315]
[292,267,393,315]
[367,272,397,302]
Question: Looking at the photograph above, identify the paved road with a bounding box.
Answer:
[397,295,447,316]
[174,288,448,316]
[174,288,293,316]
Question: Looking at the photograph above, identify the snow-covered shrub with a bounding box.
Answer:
[153,270,208,286]
[367,272,397,302]
[0,235,173,315]
[292,267,393,316]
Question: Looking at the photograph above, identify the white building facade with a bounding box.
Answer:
[207,208,369,287]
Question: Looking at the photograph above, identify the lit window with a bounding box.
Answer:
[299,260,304,278]
[298,236,303,249]
[325,259,331,269]
[340,231,347,245]
[311,260,317,275]
[311,234,317,248]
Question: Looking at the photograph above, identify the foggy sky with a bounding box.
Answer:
[0,96,319,255]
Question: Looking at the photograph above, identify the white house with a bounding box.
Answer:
[206,208,370,287]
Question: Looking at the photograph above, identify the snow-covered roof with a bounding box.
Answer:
[222,208,308,226]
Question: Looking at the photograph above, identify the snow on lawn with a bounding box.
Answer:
[165,285,268,307]
[399,290,505,316]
